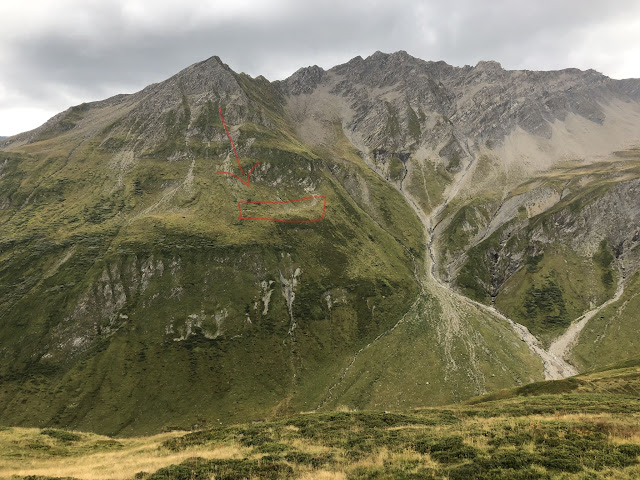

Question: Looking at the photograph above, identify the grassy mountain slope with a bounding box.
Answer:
[316,293,543,411]
[0,55,545,436]
[2,359,639,479]
[571,269,640,371]
[0,58,426,435]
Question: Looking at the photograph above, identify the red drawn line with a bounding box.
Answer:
[216,107,326,222]
[238,195,327,223]
[217,161,262,187]
[216,107,260,187]
[219,106,243,175]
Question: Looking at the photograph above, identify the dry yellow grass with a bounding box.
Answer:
[346,447,390,470]
[296,469,346,480]
[3,394,640,480]
[289,438,332,456]
[0,428,246,480]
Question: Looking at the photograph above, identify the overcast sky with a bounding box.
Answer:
[1,0,639,136]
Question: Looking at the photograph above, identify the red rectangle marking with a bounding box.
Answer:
[238,196,327,223]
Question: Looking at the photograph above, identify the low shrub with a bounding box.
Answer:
[40,428,82,443]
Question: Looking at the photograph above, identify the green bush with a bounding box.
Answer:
[414,436,478,464]
[538,446,582,472]
[348,466,436,480]
[488,451,537,469]
[284,451,333,468]
[522,276,568,326]
[389,156,406,182]
[593,239,614,268]
[256,442,289,454]
[526,253,544,273]
[448,464,549,480]
[162,428,229,451]
[40,428,82,443]
[147,457,293,480]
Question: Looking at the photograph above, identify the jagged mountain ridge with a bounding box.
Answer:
[281,50,638,151]
[1,51,639,435]
[7,51,640,156]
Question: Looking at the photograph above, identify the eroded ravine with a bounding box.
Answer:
[548,278,626,364]
[400,153,632,380]
[318,151,535,409]
[397,154,580,381]
[320,142,629,409]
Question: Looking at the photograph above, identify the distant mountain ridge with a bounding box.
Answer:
[1,51,639,435]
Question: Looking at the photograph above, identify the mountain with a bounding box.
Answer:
[1,51,639,435]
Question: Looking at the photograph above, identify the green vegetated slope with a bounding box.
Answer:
[466,356,640,404]
[446,156,640,347]
[494,243,613,344]
[0,55,552,436]
[319,293,543,410]
[3,51,639,438]
[404,158,453,215]
[2,359,639,479]
[0,60,424,435]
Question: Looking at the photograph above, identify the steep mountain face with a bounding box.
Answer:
[1,52,639,435]
[0,56,429,434]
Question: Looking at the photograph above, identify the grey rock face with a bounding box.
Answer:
[467,178,640,298]
[8,55,279,150]
[615,78,640,101]
[283,51,638,159]
[277,65,326,96]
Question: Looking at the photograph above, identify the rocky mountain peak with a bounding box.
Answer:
[8,51,640,158]
[279,50,640,165]
[363,50,425,70]
[164,54,239,97]
[474,60,503,72]
[328,50,430,89]
[369,49,413,61]
[617,77,640,101]
[278,64,326,95]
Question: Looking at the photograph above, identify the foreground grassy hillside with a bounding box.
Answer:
[2,359,639,479]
